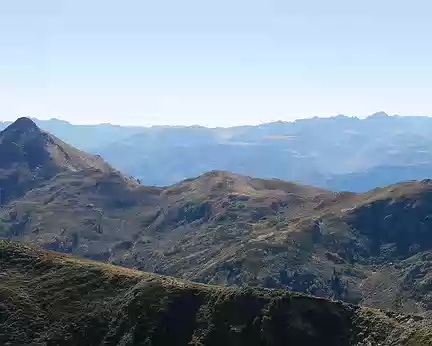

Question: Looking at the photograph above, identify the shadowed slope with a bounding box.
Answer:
[1,240,432,346]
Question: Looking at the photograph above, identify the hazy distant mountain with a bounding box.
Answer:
[325,163,432,192]
[6,113,432,191]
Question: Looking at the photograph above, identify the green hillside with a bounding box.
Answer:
[2,240,432,346]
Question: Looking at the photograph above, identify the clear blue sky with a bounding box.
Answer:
[0,0,431,126]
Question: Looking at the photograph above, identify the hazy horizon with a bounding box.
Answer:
[0,111,428,128]
[2,1,432,127]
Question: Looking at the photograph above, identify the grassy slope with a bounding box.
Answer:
[1,240,432,346]
[5,170,432,314]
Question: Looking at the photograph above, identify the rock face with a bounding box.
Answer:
[4,118,432,315]
[1,239,432,346]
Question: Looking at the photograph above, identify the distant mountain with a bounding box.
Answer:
[4,240,431,346]
[325,164,432,192]
[7,113,432,191]
[3,119,432,315]
[94,113,432,190]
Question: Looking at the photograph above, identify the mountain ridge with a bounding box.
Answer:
[3,114,432,191]
[0,112,406,129]
[2,239,432,345]
[2,118,432,315]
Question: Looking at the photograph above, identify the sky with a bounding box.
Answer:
[0,0,431,127]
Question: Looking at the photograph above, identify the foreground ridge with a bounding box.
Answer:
[0,240,431,345]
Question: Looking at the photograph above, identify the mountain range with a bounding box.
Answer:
[3,112,432,191]
[2,118,432,317]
